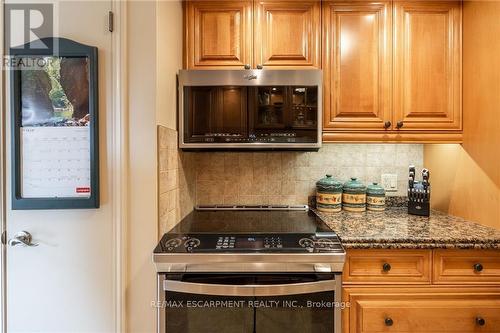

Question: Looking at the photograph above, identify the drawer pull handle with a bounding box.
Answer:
[382,263,391,272]
[473,263,484,272]
[385,317,394,326]
[476,317,486,326]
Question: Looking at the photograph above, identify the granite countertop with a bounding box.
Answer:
[312,207,500,250]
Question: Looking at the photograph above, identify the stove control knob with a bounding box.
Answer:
[299,238,314,248]
[165,238,182,248]
[184,238,200,248]
[316,238,334,249]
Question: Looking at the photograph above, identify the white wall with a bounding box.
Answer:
[126,1,182,332]
[126,1,157,331]
[156,0,183,129]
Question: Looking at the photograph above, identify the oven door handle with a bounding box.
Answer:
[163,279,337,296]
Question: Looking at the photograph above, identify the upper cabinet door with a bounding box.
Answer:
[254,0,321,68]
[185,0,253,69]
[393,1,462,131]
[323,1,392,130]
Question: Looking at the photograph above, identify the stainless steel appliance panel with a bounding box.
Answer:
[157,273,342,333]
[178,70,322,149]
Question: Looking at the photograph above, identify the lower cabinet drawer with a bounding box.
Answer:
[433,249,500,284]
[344,287,500,333]
[343,249,432,284]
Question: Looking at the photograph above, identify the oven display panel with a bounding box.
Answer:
[235,237,264,249]
[155,233,344,253]
[216,236,282,250]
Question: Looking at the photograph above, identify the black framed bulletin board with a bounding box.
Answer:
[10,37,99,209]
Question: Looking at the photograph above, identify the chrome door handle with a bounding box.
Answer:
[8,231,39,247]
[164,279,337,296]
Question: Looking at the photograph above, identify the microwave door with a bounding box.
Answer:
[185,86,248,143]
[249,86,318,144]
[252,86,288,131]
[179,69,322,149]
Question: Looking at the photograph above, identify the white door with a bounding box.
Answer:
[2,1,117,332]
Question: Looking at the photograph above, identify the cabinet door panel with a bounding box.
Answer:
[343,249,432,284]
[433,249,500,285]
[393,1,462,131]
[185,1,252,69]
[323,1,392,130]
[345,288,500,333]
[254,0,320,68]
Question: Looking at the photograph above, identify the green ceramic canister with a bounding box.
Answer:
[316,174,343,213]
[366,182,386,211]
[342,177,367,212]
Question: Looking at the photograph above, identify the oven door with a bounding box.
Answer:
[157,273,341,333]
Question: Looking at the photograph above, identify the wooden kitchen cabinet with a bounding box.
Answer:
[342,249,500,333]
[344,287,500,333]
[323,0,463,143]
[184,0,463,142]
[433,249,500,285]
[184,0,320,69]
[184,0,253,69]
[322,1,392,131]
[343,249,431,284]
[393,1,462,132]
[254,0,321,68]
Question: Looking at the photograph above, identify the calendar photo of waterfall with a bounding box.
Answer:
[20,56,90,127]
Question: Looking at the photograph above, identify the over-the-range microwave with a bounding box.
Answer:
[178,70,322,150]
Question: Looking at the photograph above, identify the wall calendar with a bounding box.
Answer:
[10,37,99,209]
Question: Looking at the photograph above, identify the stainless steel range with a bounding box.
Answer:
[153,206,346,333]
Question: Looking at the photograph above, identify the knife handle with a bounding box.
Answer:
[422,168,429,180]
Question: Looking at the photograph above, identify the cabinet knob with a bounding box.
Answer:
[385,317,394,326]
[256,64,263,69]
[244,64,251,70]
[382,263,391,272]
[396,121,404,129]
[473,263,484,272]
[476,317,486,326]
[384,121,391,129]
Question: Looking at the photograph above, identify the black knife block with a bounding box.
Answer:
[408,182,430,217]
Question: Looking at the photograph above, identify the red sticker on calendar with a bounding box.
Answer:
[76,187,91,193]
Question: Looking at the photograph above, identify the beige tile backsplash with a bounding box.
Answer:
[157,126,196,235]
[191,144,423,205]
[157,131,423,222]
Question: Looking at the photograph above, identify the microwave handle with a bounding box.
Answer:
[163,279,337,297]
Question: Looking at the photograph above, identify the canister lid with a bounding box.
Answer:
[316,174,342,191]
[343,177,367,193]
[367,182,385,195]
